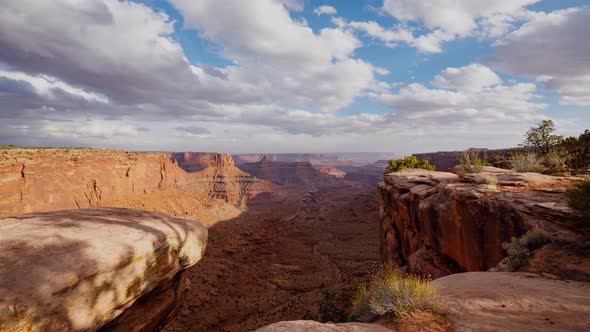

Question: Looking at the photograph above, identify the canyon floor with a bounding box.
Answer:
[164,179,382,332]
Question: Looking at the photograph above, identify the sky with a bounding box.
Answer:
[0,0,588,154]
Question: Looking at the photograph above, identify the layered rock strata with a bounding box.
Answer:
[0,149,183,218]
[239,156,335,186]
[0,208,207,331]
[178,153,272,205]
[379,168,580,277]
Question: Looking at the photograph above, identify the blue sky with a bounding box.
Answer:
[0,0,588,153]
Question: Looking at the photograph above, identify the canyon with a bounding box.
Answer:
[1,148,589,331]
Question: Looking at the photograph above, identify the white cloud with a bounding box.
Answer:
[0,0,197,104]
[169,0,378,111]
[314,5,337,16]
[0,70,107,103]
[491,8,590,105]
[432,64,502,92]
[379,0,539,52]
[375,65,547,123]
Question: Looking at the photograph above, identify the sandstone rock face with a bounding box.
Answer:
[0,208,207,332]
[254,321,394,332]
[0,149,183,218]
[178,153,272,205]
[379,169,580,276]
[0,149,270,223]
[239,156,335,186]
[433,272,590,331]
[318,167,346,178]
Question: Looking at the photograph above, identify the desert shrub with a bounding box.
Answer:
[567,180,590,217]
[562,130,590,171]
[384,156,435,174]
[351,265,443,322]
[502,229,552,271]
[318,289,347,323]
[543,150,569,174]
[509,152,547,173]
[474,174,497,185]
[459,150,487,173]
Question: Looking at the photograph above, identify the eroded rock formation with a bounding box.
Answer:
[178,153,272,205]
[0,208,207,331]
[0,149,183,218]
[0,149,270,223]
[239,156,335,186]
[379,168,580,277]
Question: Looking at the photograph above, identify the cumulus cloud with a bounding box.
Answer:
[374,65,547,124]
[314,6,337,16]
[376,0,539,52]
[490,8,590,106]
[432,64,502,92]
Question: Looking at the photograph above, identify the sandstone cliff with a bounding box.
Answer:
[378,168,581,277]
[0,208,207,331]
[0,149,183,218]
[239,156,335,186]
[0,149,270,225]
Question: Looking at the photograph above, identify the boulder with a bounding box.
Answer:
[254,320,394,332]
[0,208,207,331]
[433,272,590,331]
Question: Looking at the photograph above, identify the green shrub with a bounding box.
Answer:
[509,152,547,173]
[502,229,552,271]
[543,150,568,174]
[459,150,487,173]
[351,265,443,322]
[384,156,435,174]
[567,180,590,217]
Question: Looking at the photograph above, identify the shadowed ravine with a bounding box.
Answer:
[163,181,381,332]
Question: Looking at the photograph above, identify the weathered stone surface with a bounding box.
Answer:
[0,208,207,331]
[433,272,590,331]
[379,169,580,275]
[254,320,394,332]
[0,149,184,218]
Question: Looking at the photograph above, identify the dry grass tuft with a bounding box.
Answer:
[351,265,444,322]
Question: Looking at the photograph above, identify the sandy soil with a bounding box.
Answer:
[163,180,382,332]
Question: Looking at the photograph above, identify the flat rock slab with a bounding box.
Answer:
[255,320,394,332]
[0,208,207,331]
[433,272,590,331]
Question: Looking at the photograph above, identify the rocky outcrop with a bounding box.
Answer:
[254,321,394,332]
[239,156,335,186]
[178,153,272,205]
[433,272,590,331]
[318,167,346,178]
[379,168,580,277]
[0,149,184,218]
[0,149,270,221]
[168,152,218,173]
[0,208,207,331]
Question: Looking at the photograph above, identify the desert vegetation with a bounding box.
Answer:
[567,180,590,218]
[508,120,590,174]
[351,265,444,322]
[384,156,435,174]
[473,173,497,185]
[459,149,487,173]
[502,229,552,271]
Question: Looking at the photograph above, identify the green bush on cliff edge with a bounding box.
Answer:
[385,156,435,174]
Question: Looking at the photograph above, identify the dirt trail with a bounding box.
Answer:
[164,180,381,332]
